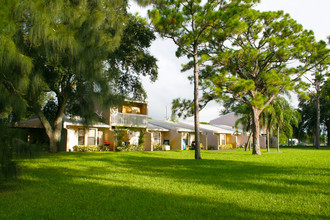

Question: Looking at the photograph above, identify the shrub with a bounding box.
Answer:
[98,145,111,151]
[115,129,128,148]
[116,144,145,152]
[73,145,99,152]
[207,145,217,150]
[0,122,48,181]
[138,130,146,146]
[153,144,163,151]
[219,144,234,150]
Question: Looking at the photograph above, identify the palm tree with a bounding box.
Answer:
[261,97,300,152]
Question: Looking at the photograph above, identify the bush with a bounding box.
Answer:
[219,144,234,150]
[207,145,217,150]
[0,122,48,181]
[153,144,163,151]
[73,145,99,152]
[116,144,145,152]
[98,145,111,151]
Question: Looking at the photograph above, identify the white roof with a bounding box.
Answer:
[63,116,110,128]
[15,115,110,129]
[210,112,243,128]
[148,120,194,132]
[178,122,236,135]
[147,123,169,132]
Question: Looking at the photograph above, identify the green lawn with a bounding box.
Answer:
[0,147,329,219]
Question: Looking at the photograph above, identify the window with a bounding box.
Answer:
[152,132,161,145]
[78,129,85,145]
[88,129,97,145]
[219,134,226,145]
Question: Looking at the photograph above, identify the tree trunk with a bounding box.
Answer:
[251,106,261,155]
[277,126,280,152]
[49,128,62,153]
[38,115,63,153]
[245,132,252,151]
[35,96,67,153]
[315,93,321,149]
[266,128,270,152]
[193,52,201,159]
[327,126,330,146]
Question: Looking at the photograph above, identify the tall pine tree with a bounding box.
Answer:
[149,0,258,159]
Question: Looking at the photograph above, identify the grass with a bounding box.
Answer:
[0,146,329,219]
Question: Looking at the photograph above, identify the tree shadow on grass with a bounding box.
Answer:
[1,166,328,220]
[98,153,328,194]
[0,152,329,219]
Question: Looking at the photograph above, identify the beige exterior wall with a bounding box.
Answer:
[66,128,78,151]
[236,134,249,147]
[201,134,207,150]
[226,134,237,148]
[163,130,182,150]
[66,127,114,151]
[206,133,219,149]
[144,132,152,151]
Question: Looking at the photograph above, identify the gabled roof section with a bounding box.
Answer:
[148,120,194,132]
[178,122,236,135]
[14,116,43,128]
[210,112,243,129]
[14,115,110,129]
[63,115,110,128]
[147,123,169,132]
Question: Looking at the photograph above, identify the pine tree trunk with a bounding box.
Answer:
[251,106,261,155]
[266,128,270,152]
[193,52,201,159]
[315,93,321,149]
[277,126,280,152]
[327,123,330,146]
[327,126,330,146]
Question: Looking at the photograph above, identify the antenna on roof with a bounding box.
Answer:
[165,105,169,120]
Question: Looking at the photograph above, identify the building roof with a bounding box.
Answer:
[148,120,194,132]
[14,116,43,128]
[63,116,110,128]
[124,99,148,104]
[178,122,237,135]
[210,112,242,128]
[147,123,169,132]
[14,115,110,129]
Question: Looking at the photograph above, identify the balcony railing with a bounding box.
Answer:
[110,113,148,128]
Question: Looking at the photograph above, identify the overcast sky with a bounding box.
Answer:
[129,0,330,122]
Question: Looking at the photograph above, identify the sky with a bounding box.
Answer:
[129,0,330,122]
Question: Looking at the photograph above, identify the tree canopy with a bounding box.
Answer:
[149,0,259,159]
[0,0,158,152]
[198,9,329,154]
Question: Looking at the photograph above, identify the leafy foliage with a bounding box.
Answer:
[0,1,158,153]
[0,121,48,181]
[73,145,111,152]
[116,144,145,151]
[150,0,259,159]
[198,9,329,154]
